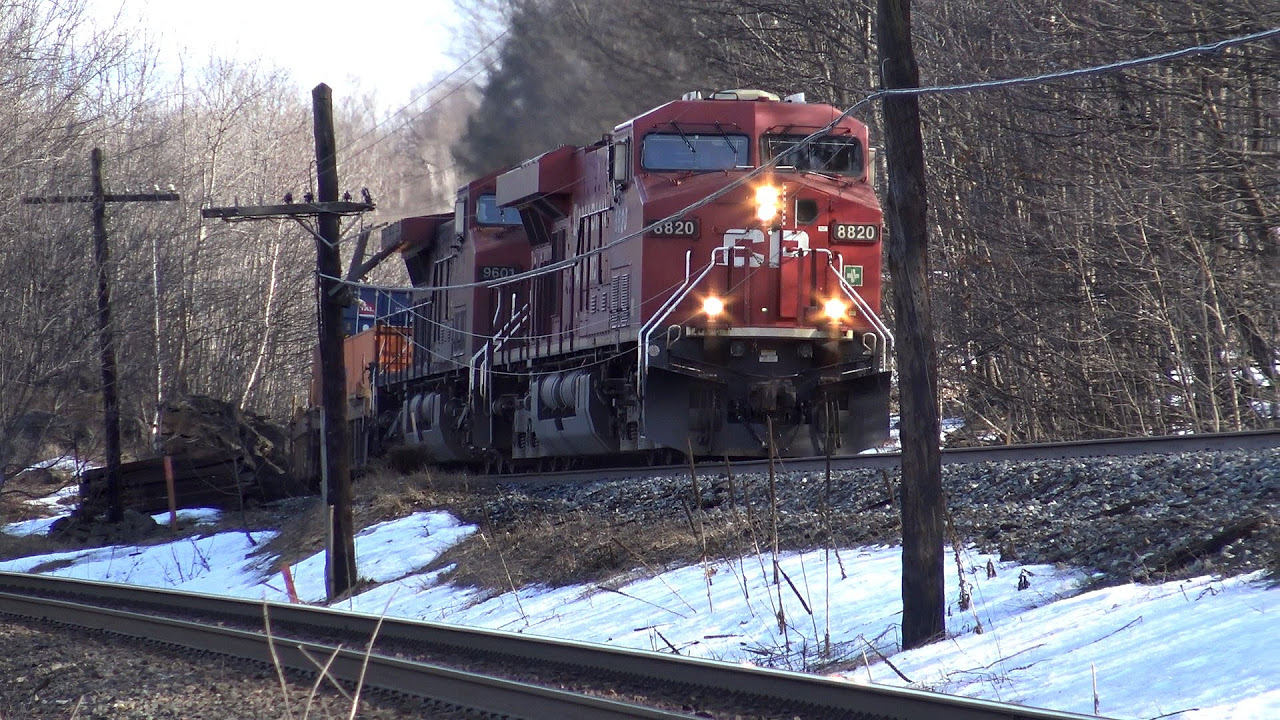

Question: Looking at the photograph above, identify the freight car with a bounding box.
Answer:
[356,89,892,469]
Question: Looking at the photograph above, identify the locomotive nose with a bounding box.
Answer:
[748,379,798,414]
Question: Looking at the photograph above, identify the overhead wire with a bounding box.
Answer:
[270,30,511,202]
[337,31,510,173]
[327,26,1279,296]
[366,222,768,374]
[382,331,637,379]
[337,31,510,163]
[380,250,767,380]
[367,264,717,346]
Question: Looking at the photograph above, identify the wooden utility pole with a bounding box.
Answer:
[201,84,373,600]
[875,0,946,648]
[24,148,179,523]
[312,83,357,599]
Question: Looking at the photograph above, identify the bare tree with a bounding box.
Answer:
[0,0,144,485]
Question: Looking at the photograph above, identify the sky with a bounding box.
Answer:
[3,485,1277,720]
[88,0,464,105]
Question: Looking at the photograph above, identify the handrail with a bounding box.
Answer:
[632,244,894,440]
[470,302,530,402]
[636,246,743,395]
[813,249,894,369]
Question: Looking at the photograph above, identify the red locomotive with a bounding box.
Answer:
[365,89,891,467]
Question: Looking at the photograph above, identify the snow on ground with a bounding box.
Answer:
[2,506,220,538]
[1,491,1275,720]
[23,456,97,476]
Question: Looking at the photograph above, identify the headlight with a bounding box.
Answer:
[755,185,781,223]
[702,296,725,318]
[823,298,848,321]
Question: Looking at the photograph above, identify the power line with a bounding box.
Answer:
[872,26,1279,101]
[274,31,511,199]
[336,30,510,171]
[328,26,1279,296]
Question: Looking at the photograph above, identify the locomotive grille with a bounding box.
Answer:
[450,312,467,357]
[609,272,630,329]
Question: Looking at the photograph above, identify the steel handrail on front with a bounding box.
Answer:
[635,246,742,399]
[634,244,898,435]
[813,248,894,369]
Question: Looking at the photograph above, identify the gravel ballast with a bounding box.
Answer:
[509,448,1278,585]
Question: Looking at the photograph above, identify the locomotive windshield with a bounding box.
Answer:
[762,133,863,175]
[642,133,750,171]
[476,194,522,225]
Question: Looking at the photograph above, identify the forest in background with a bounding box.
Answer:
[0,0,1274,484]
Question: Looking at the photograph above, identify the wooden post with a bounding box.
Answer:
[313,84,357,600]
[875,0,946,649]
[163,455,177,529]
[282,564,300,603]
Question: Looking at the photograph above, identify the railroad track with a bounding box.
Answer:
[0,572,1105,720]
[497,428,1280,486]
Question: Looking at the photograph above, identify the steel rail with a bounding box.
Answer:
[764,427,1280,474]
[495,428,1280,485]
[0,588,696,719]
[0,573,1106,720]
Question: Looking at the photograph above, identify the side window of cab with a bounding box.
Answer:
[476,194,522,226]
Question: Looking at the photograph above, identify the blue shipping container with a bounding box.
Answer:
[343,288,413,336]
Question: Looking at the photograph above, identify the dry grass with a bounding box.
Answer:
[421,485,905,594]
[0,532,74,563]
[428,504,794,592]
[275,462,847,593]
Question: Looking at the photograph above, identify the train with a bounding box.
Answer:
[339,89,892,471]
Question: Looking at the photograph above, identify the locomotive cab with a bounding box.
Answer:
[606,90,892,456]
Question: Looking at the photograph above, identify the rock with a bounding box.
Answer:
[49,508,160,545]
